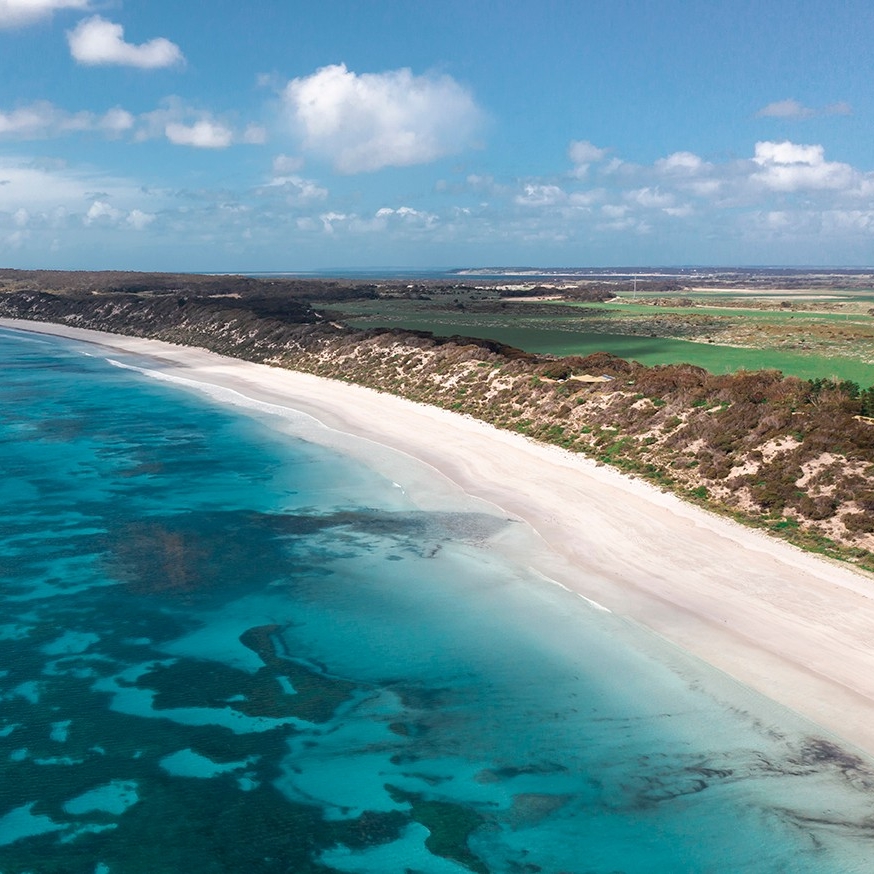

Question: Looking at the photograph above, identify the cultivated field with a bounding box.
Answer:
[337,271,874,384]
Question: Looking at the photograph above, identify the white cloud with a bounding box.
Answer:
[0,160,95,211]
[126,209,155,230]
[663,205,694,218]
[754,141,823,166]
[4,228,28,248]
[656,151,706,174]
[0,156,168,240]
[263,174,327,205]
[306,206,439,236]
[569,140,607,165]
[687,179,723,197]
[601,204,628,219]
[515,184,566,207]
[84,201,159,230]
[0,99,263,149]
[242,124,267,145]
[0,101,134,138]
[67,16,184,69]
[319,211,349,233]
[282,63,484,173]
[272,154,304,175]
[0,0,89,28]
[137,98,258,149]
[100,107,135,134]
[822,210,874,234]
[165,120,233,149]
[824,101,853,116]
[756,99,852,119]
[627,187,675,208]
[756,99,814,119]
[425,140,874,258]
[84,199,121,224]
[465,174,490,188]
[751,140,856,191]
[568,190,601,207]
[568,140,607,177]
[374,206,437,225]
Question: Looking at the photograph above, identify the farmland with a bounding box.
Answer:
[336,272,874,384]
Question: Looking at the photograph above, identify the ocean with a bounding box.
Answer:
[2,325,874,873]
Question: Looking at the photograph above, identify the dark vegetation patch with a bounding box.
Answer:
[135,624,358,723]
[385,785,489,874]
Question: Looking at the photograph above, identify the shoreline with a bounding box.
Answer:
[7,318,874,758]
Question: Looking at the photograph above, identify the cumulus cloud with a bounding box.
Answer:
[0,0,89,28]
[626,187,675,209]
[754,141,823,166]
[319,211,348,233]
[568,140,607,177]
[84,199,121,224]
[483,138,874,258]
[126,209,155,230]
[303,205,440,236]
[515,184,566,207]
[374,206,437,225]
[83,200,159,230]
[0,156,167,239]
[262,174,327,205]
[137,98,256,149]
[165,120,233,149]
[282,63,484,173]
[0,101,134,138]
[0,98,262,149]
[752,140,856,191]
[101,107,136,134]
[656,151,706,174]
[67,16,184,69]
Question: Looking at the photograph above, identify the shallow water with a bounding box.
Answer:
[2,326,874,873]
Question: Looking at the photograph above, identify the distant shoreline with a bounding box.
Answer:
[6,316,874,761]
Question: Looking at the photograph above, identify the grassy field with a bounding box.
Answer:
[340,289,874,385]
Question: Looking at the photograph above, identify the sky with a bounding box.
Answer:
[0,0,873,272]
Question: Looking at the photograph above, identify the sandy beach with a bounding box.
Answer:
[7,317,874,758]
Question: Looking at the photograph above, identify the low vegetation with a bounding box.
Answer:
[2,270,874,573]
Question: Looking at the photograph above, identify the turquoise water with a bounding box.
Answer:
[2,327,874,873]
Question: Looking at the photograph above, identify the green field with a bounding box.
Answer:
[343,308,874,385]
[565,299,874,322]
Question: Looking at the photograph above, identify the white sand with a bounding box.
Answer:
[7,318,874,755]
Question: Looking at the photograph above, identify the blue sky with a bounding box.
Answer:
[1,0,872,271]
